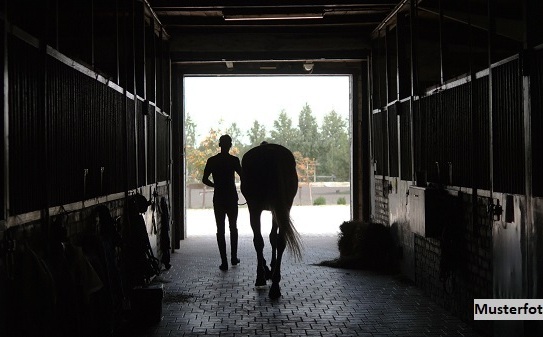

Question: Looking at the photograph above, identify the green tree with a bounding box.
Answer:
[271,110,298,149]
[185,113,199,184]
[293,151,317,205]
[186,129,218,184]
[185,113,197,149]
[247,120,267,146]
[320,110,350,181]
[225,122,242,147]
[296,103,320,160]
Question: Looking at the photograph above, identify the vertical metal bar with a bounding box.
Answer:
[133,0,139,188]
[167,110,173,252]
[144,103,148,186]
[54,0,59,49]
[164,36,170,116]
[142,6,147,101]
[488,0,495,197]
[368,50,376,217]
[439,0,444,85]
[395,14,402,180]
[409,0,417,182]
[159,28,163,111]
[384,27,390,178]
[91,0,95,70]
[396,14,401,101]
[116,0,128,220]
[156,28,162,184]
[376,29,384,177]
[363,64,372,221]
[171,66,183,245]
[468,0,478,190]
[119,0,127,195]
[521,0,535,299]
[123,92,129,195]
[3,1,9,219]
[385,26,389,107]
[153,22,157,104]
[116,0,120,85]
[142,5,148,187]
[351,73,359,220]
[377,29,382,109]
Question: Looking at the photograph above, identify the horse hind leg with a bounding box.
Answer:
[268,219,279,280]
[269,230,286,299]
[249,207,267,287]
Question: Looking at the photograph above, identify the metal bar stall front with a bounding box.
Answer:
[2,6,8,222]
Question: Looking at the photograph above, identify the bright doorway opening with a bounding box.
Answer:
[183,75,352,237]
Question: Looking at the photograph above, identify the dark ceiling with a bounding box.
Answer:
[146,0,526,75]
[147,0,402,66]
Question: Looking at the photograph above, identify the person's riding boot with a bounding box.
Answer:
[217,233,228,271]
[230,228,240,266]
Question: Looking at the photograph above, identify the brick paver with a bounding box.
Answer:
[117,230,484,337]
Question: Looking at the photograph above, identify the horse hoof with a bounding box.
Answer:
[269,284,281,299]
[255,277,267,287]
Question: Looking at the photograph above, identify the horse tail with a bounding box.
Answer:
[272,207,303,261]
[274,145,303,261]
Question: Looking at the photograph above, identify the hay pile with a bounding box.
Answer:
[319,221,399,272]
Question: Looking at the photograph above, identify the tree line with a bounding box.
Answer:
[185,103,350,184]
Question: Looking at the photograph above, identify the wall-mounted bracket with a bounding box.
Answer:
[488,199,503,222]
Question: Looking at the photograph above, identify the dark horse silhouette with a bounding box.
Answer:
[241,143,302,299]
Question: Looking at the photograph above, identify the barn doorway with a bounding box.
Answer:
[182,75,352,237]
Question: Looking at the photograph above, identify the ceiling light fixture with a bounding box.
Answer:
[224,13,323,21]
[303,62,314,72]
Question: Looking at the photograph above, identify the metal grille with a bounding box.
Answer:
[492,59,524,195]
[94,82,126,197]
[387,104,399,177]
[156,112,169,182]
[532,50,543,197]
[413,81,490,189]
[80,72,99,199]
[417,93,442,184]
[441,82,472,187]
[47,57,84,206]
[399,100,412,180]
[372,110,388,176]
[8,37,45,215]
[47,57,128,205]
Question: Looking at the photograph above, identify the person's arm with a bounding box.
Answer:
[202,161,214,188]
[235,157,242,180]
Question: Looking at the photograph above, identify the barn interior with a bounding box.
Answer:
[1,0,543,336]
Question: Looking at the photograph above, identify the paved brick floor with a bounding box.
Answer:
[117,230,484,337]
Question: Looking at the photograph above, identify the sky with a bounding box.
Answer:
[183,75,351,145]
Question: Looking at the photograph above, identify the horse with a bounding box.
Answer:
[240,143,303,299]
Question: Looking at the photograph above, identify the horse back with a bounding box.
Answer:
[241,144,298,208]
